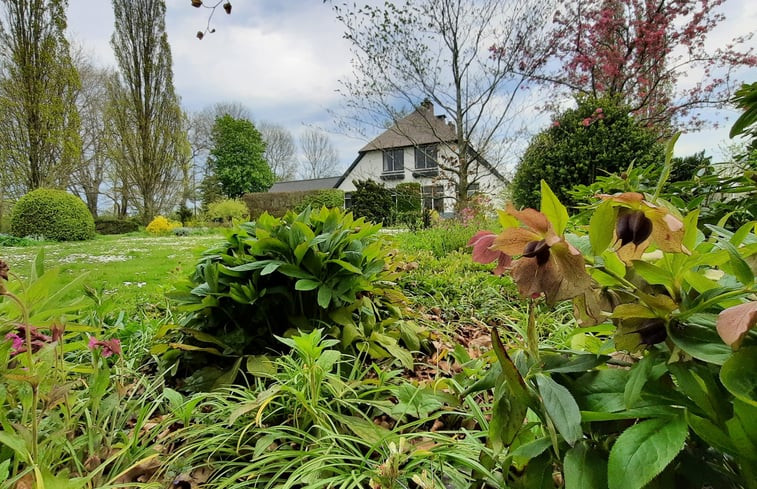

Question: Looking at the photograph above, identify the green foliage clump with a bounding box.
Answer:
[94,218,140,235]
[206,198,249,224]
[166,206,420,389]
[393,220,480,258]
[209,114,274,197]
[394,182,422,213]
[511,96,664,209]
[293,189,344,213]
[350,179,394,224]
[10,189,95,241]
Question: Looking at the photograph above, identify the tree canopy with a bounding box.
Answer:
[208,114,273,197]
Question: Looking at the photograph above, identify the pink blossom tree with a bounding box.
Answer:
[523,0,756,132]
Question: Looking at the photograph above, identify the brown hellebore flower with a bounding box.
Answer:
[468,231,512,275]
[489,204,591,305]
[601,192,687,262]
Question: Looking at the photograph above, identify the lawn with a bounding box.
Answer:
[1,233,225,315]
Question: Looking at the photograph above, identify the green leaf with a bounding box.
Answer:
[720,241,754,286]
[631,261,674,289]
[540,180,569,235]
[720,347,757,407]
[317,286,333,308]
[564,442,608,489]
[329,307,355,327]
[246,355,277,378]
[294,279,320,291]
[607,415,688,489]
[328,259,362,274]
[277,263,316,279]
[624,353,655,409]
[490,381,529,452]
[668,320,733,365]
[0,430,29,462]
[536,374,582,445]
[590,200,616,255]
[260,261,282,275]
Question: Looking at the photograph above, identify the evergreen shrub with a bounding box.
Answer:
[511,96,664,210]
[10,189,95,241]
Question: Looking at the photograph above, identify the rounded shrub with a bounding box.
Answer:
[146,215,180,234]
[206,198,249,224]
[10,189,95,241]
[511,96,664,210]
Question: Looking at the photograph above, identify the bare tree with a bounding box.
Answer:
[260,122,297,181]
[69,46,112,218]
[332,0,554,206]
[0,0,81,194]
[107,0,188,223]
[299,129,340,179]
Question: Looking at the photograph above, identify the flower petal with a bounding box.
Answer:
[717,302,757,349]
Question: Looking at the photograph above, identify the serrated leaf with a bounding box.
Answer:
[608,415,687,489]
[536,374,582,445]
[540,180,569,235]
[624,353,654,409]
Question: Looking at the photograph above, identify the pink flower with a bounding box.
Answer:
[88,336,122,358]
[468,231,512,276]
[5,332,23,355]
[582,117,592,127]
[552,120,560,127]
[594,107,603,114]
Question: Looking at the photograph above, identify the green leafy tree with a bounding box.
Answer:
[0,0,81,196]
[208,114,273,198]
[107,0,188,223]
[511,96,664,210]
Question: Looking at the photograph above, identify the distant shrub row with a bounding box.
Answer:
[242,189,344,218]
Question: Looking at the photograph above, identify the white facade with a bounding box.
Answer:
[335,144,505,215]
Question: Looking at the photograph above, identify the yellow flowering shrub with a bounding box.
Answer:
[146,215,180,234]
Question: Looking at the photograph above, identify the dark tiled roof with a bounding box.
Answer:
[268,177,340,193]
[359,103,457,152]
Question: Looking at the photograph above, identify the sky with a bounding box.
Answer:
[66,0,757,176]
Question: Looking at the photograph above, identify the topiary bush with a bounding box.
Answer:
[10,189,95,241]
[511,96,664,210]
[164,206,423,390]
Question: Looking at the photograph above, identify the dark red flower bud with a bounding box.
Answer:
[616,210,652,247]
[223,2,232,14]
[522,239,550,266]
[636,318,667,346]
[196,31,204,40]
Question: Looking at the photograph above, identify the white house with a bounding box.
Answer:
[270,101,507,214]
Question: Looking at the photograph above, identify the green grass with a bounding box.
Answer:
[1,232,224,315]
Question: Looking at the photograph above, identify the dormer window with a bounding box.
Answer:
[415,144,438,169]
[383,148,404,173]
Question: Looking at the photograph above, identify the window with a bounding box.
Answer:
[422,185,445,213]
[383,148,404,173]
[414,144,438,169]
[467,183,480,197]
[344,192,352,209]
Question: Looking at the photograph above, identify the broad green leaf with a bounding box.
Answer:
[624,353,655,409]
[607,415,687,489]
[540,180,569,235]
[652,132,679,201]
[294,279,320,291]
[246,355,276,378]
[590,200,616,255]
[317,286,333,308]
[260,261,282,275]
[564,442,608,489]
[328,259,362,274]
[686,412,734,455]
[720,241,755,286]
[631,261,674,289]
[329,307,355,327]
[490,382,528,451]
[536,374,582,445]
[720,347,757,407]
[497,209,519,229]
[0,430,29,462]
[510,437,552,461]
[682,209,700,251]
[277,263,316,279]
[668,321,733,365]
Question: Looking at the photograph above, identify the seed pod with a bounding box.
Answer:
[223,2,232,14]
[522,239,550,266]
[616,210,652,247]
[191,0,202,7]
[196,30,204,40]
[636,318,667,346]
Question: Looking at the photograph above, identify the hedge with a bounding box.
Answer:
[10,189,95,241]
[95,218,140,235]
[243,189,345,218]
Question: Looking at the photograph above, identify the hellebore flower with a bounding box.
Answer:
[716,301,757,349]
[601,192,686,262]
[490,204,591,305]
[5,332,24,355]
[468,230,512,275]
[5,324,52,355]
[88,337,122,358]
